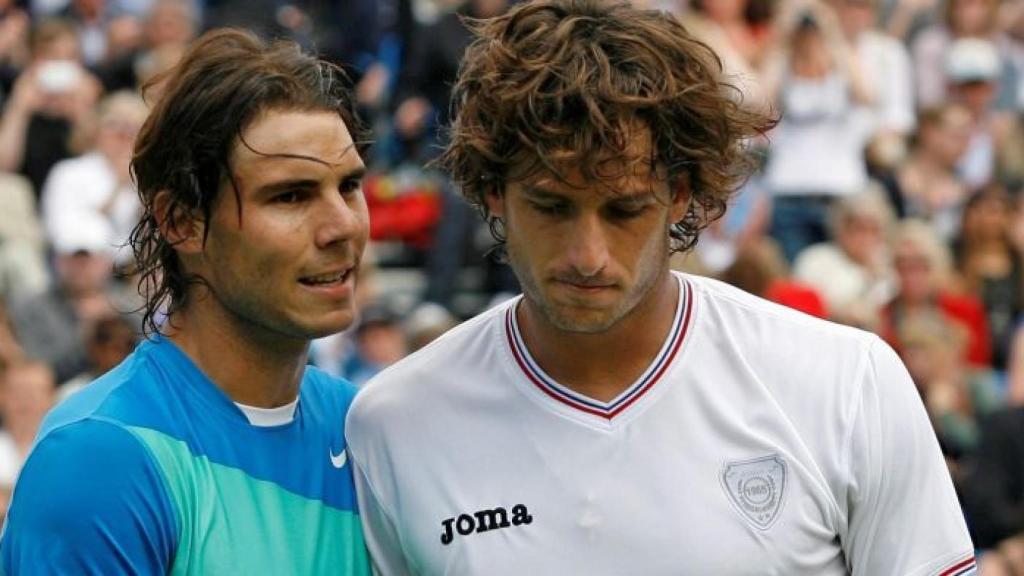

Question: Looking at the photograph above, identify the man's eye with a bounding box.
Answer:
[608,204,647,220]
[532,203,567,216]
[274,191,303,204]
[340,179,362,195]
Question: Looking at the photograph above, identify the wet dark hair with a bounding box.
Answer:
[442,0,773,255]
[129,28,369,337]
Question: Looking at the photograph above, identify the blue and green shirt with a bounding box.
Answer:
[0,336,370,575]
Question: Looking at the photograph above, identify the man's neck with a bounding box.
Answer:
[517,272,679,403]
[164,304,308,409]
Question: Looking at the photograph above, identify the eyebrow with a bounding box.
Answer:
[255,166,367,197]
[522,185,657,203]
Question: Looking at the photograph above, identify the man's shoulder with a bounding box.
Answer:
[684,273,878,363]
[40,348,151,439]
[13,416,166,529]
[3,416,178,575]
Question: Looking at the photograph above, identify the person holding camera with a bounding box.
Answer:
[0,19,101,196]
[760,0,877,264]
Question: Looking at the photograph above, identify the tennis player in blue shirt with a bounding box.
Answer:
[1,28,372,575]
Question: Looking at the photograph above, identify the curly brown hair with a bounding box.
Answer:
[129,28,369,337]
[442,0,773,254]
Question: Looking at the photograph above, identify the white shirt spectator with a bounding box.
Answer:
[41,152,139,263]
[764,72,874,197]
[793,242,895,321]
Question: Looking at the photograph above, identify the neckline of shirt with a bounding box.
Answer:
[504,273,693,426]
[234,397,299,427]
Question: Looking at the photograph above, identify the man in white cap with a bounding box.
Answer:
[7,213,121,383]
[945,37,1011,189]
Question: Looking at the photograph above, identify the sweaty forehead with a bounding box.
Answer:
[233,108,358,167]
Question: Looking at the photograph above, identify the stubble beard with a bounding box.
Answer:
[505,232,670,336]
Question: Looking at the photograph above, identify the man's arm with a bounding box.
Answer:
[842,337,975,576]
[1,419,178,575]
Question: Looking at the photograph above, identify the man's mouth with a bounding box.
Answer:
[555,277,615,290]
[299,268,352,286]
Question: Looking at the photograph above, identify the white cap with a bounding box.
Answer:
[945,38,1001,84]
[51,213,116,257]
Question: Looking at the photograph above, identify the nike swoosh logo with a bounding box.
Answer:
[330,448,347,469]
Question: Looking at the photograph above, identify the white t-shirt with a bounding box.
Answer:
[347,273,975,576]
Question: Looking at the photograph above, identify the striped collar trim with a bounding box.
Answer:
[505,275,693,420]
[939,555,976,576]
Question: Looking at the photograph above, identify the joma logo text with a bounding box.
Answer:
[440,504,533,545]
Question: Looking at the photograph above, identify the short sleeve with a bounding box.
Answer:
[1,419,178,575]
[842,337,976,576]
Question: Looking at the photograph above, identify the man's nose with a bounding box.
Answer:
[564,213,610,277]
[314,193,365,249]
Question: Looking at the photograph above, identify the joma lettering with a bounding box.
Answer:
[440,504,533,545]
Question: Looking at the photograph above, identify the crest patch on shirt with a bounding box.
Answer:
[720,454,788,530]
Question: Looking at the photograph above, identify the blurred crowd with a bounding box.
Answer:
[0,0,1022,569]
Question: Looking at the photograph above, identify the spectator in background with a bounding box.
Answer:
[793,187,896,329]
[0,0,30,92]
[7,216,118,383]
[95,0,196,91]
[912,0,1017,110]
[342,300,409,386]
[204,0,380,78]
[880,218,992,368]
[0,19,102,196]
[677,0,773,112]
[57,313,136,400]
[0,302,22,371]
[953,184,1023,373]
[830,0,915,172]
[0,361,54,521]
[41,90,146,265]
[719,236,829,318]
[62,0,116,66]
[391,0,508,162]
[945,37,1011,190]
[403,301,458,352]
[896,309,1003,468]
[760,0,876,262]
[894,104,973,240]
[0,173,48,304]
[1003,1,1024,110]
[962,405,1024,571]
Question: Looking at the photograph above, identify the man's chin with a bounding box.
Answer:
[298,313,357,340]
[543,307,622,335]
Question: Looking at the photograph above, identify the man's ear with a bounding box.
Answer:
[670,177,691,223]
[484,187,505,219]
[153,190,205,255]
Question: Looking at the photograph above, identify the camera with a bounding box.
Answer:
[36,60,82,94]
